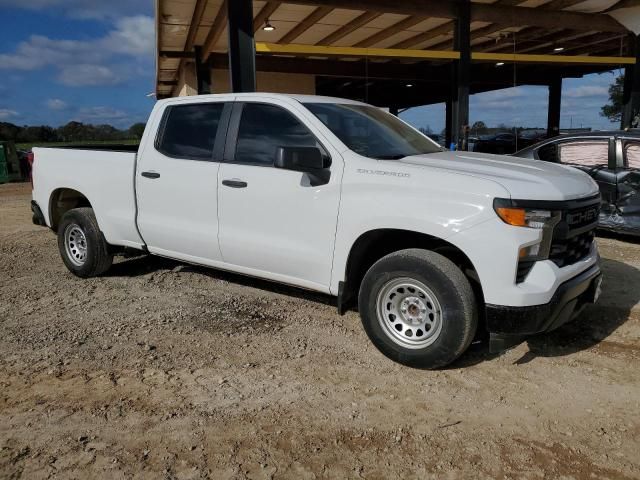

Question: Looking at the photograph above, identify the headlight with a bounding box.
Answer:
[494,198,561,262]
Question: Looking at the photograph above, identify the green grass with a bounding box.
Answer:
[16,139,140,151]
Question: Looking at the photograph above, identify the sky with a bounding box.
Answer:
[0,0,624,131]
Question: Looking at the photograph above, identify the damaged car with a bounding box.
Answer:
[514,131,640,236]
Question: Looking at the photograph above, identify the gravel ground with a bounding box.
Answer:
[1,182,639,479]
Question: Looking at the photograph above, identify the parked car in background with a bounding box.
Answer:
[514,131,640,236]
[0,141,22,183]
[473,130,548,155]
[17,149,32,181]
[473,132,516,154]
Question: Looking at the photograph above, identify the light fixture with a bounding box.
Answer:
[496,62,505,67]
[263,19,275,31]
[406,83,414,87]
[553,47,564,52]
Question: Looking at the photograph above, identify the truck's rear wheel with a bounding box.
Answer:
[57,208,113,278]
[358,249,477,369]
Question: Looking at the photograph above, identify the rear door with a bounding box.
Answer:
[616,138,640,232]
[136,99,232,264]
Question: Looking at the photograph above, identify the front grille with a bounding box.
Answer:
[549,199,599,268]
[549,229,595,267]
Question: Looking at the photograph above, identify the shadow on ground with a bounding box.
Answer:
[456,257,640,367]
[106,253,335,307]
[106,253,639,368]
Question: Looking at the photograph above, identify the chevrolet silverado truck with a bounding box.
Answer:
[31,93,603,368]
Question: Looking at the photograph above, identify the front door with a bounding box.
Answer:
[136,100,231,264]
[217,101,342,291]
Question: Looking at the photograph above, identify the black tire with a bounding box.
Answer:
[57,207,113,278]
[358,248,477,369]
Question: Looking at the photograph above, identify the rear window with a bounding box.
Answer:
[157,103,225,160]
[624,141,640,169]
[557,140,608,167]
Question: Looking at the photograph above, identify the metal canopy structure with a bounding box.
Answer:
[156,0,640,146]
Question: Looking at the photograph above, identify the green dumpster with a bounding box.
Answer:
[0,141,21,184]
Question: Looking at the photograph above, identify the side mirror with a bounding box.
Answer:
[275,146,328,172]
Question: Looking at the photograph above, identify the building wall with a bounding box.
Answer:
[172,65,316,97]
[211,70,316,95]
[174,62,198,97]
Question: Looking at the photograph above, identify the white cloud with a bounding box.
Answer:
[0,0,150,20]
[564,86,609,98]
[46,99,68,110]
[0,15,153,86]
[0,109,18,120]
[74,106,129,123]
[57,64,122,87]
[101,16,154,56]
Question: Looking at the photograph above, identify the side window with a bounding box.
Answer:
[537,143,558,162]
[157,103,225,160]
[624,141,640,169]
[234,103,320,166]
[557,140,608,167]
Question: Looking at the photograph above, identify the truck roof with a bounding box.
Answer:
[157,92,368,106]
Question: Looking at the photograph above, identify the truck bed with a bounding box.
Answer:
[31,146,144,249]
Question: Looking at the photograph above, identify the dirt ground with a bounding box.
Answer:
[0,182,639,479]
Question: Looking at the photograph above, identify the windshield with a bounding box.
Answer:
[304,103,442,159]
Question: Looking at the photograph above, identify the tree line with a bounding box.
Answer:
[0,121,146,144]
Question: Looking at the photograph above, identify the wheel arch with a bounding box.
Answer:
[338,228,483,314]
[49,188,93,231]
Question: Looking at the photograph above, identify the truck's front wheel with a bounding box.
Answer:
[359,249,477,369]
[57,208,113,278]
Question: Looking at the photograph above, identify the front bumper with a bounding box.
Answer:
[486,262,602,349]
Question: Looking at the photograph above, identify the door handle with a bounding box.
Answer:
[222,179,248,188]
[141,171,161,179]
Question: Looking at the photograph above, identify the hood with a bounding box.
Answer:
[397,151,599,201]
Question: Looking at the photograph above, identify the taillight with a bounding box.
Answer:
[27,152,34,189]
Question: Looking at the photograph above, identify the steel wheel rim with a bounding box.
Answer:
[64,223,88,266]
[376,277,443,349]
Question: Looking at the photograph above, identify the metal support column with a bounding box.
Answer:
[622,35,640,129]
[227,0,256,93]
[445,98,453,149]
[547,76,562,138]
[194,46,211,95]
[450,0,470,150]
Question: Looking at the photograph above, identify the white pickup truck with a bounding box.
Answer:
[31,93,603,368]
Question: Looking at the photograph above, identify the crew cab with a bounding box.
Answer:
[31,93,603,368]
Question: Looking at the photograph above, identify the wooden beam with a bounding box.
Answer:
[472,51,634,64]
[171,0,208,85]
[487,30,597,54]
[160,51,196,58]
[203,0,228,55]
[256,42,459,60]
[430,0,588,52]
[254,42,636,64]
[515,31,613,54]
[390,21,455,50]
[253,1,281,33]
[282,0,627,32]
[278,6,333,44]
[209,52,451,79]
[316,11,382,45]
[185,0,209,52]
[388,0,522,50]
[354,15,426,48]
